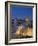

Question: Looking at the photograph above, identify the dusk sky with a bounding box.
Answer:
[10,5,33,20]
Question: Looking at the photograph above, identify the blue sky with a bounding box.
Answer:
[10,5,33,20]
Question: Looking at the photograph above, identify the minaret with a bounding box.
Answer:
[25,16,30,28]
